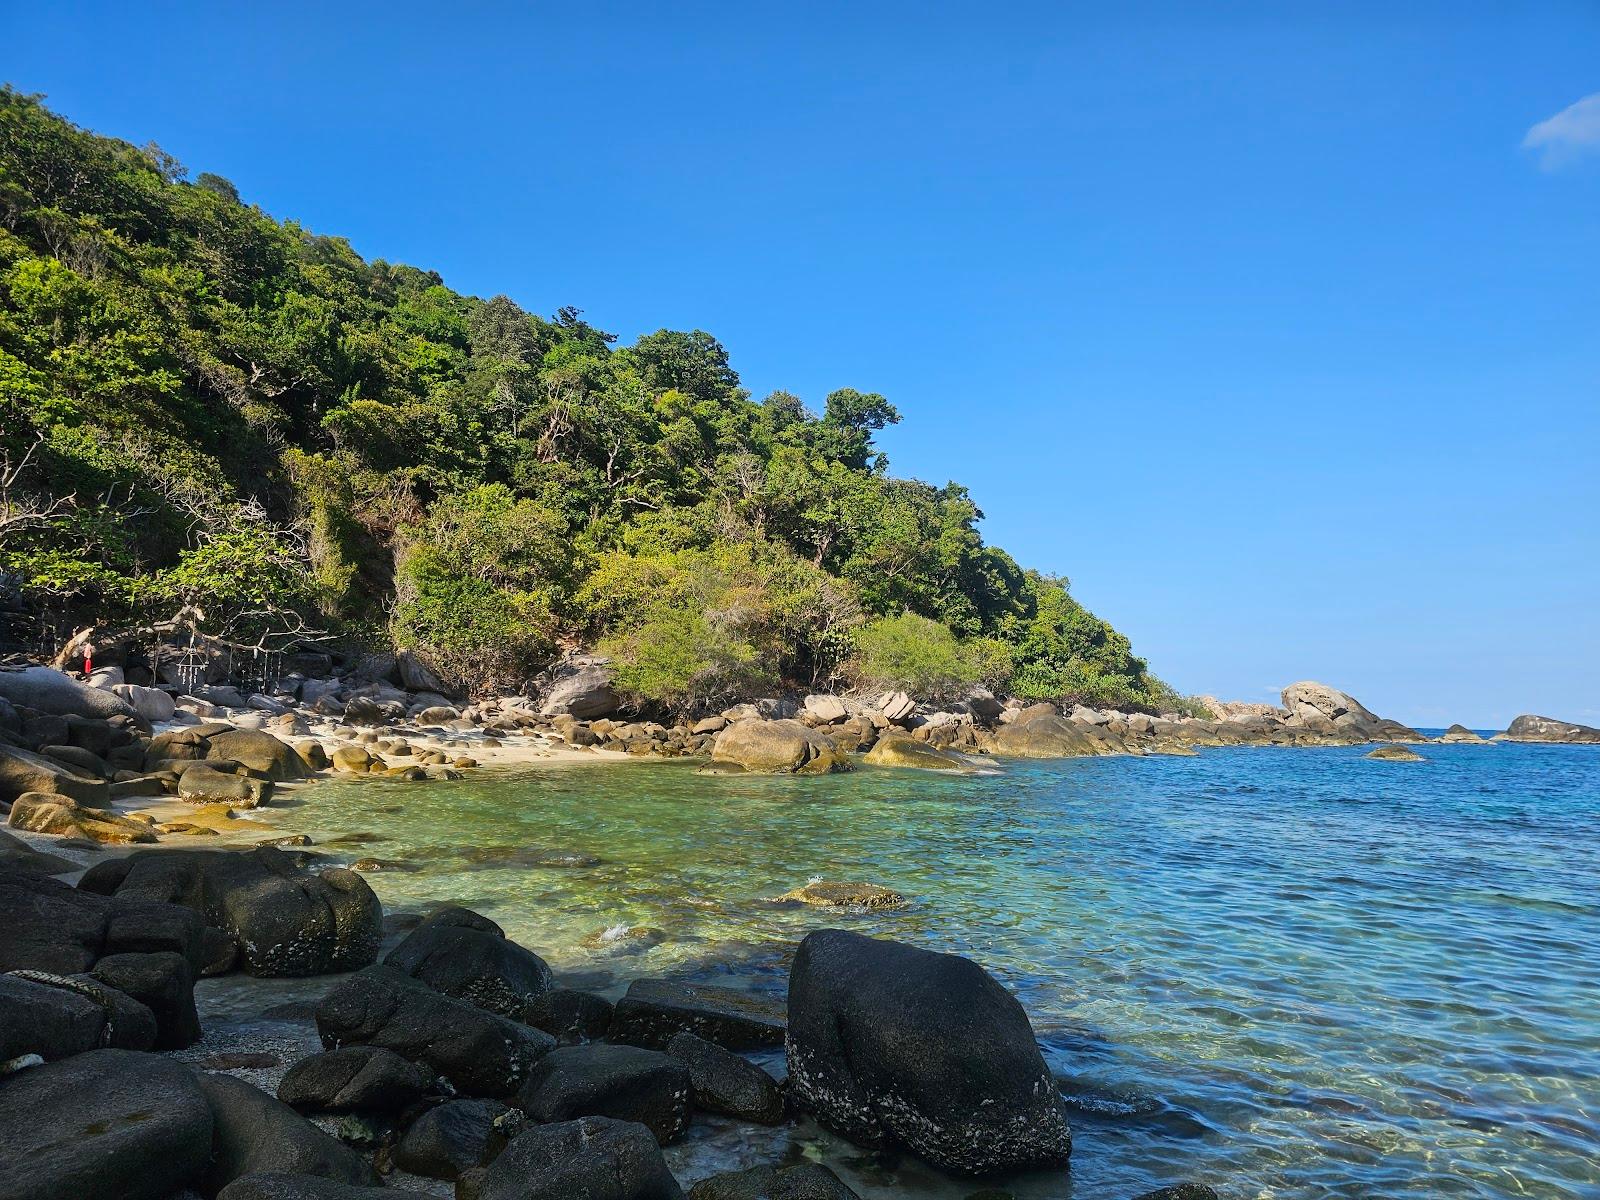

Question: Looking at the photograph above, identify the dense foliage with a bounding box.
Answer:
[0,89,1194,712]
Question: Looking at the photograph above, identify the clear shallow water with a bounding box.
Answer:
[246,742,1600,1199]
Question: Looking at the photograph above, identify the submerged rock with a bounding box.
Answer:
[861,734,974,771]
[774,880,907,910]
[786,928,1072,1176]
[1366,745,1425,762]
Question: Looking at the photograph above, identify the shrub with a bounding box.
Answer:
[851,612,983,702]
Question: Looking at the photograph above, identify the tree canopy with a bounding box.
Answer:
[0,88,1195,713]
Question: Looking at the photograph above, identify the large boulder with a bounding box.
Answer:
[786,929,1072,1176]
[384,906,555,1021]
[1502,714,1600,743]
[608,978,786,1050]
[204,728,310,781]
[89,950,201,1049]
[710,719,847,774]
[0,1049,214,1200]
[876,691,916,722]
[0,743,111,806]
[687,1164,859,1200]
[802,694,848,723]
[8,791,155,843]
[395,648,447,694]
[0,870,206,977]
[112,682,176,723]
[78,846,382,976]
[316,963,554,1099]
[517,1044,691,1145]
[277,1045,434,1113]
[197,1072,377,1195]
[0,971,156,1061]
[0,665,144,726]
[473,1116,685,1200]
[540,658,620,720]
[0,827,73,875]
[988,714,1109,759]
[1280,681,1422,742]
[862,733,974,771]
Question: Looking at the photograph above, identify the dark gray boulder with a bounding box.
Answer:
[0,971,157,1061]
[786,929,1072,1176]
[277,1045,434,1113]
[529,985,614,1043]
[316,963,553,1099]
[89,949,201,1049]
[1131,1187,1220,1200]
[608,978,786,1050]
[0,1048,213,1200]
[0,827,73,874]
[78,846,382,976]
[686,1164,860,1200]
[218,1175,427,1200]
[203,727,311,781]
[666,1031,784,1124]
[0,870,206,977]
[197,1072,377,1195]
[474,1116,685,1200]
[1503,714,1600,743]
[0,742,111,806]
[394,1097,519,1180]
[384,906,554,1020]
[517,1043,691,1145]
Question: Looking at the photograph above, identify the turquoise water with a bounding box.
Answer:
[248,742,1600,1199]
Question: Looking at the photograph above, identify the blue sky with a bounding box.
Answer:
[7,2,1597,728]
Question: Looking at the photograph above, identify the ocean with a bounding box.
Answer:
[230,739,1600,1199]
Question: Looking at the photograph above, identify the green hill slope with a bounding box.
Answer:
[0,88,1192,713]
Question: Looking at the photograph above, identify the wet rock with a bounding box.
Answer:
[686,1164,860,1200]
[79,846,382,976]
[384,906,555,1021]
[608,978,786,1050]
[179,764,273,806]
[787,928,1072,1176]
[774,880,907,910]
[666,1031,784,1124]
[316,963,553,1100]
[862,734,973,770]
[198,1072,377,1194]
[474,1116,685,1200]
[462,845,603,869]
[277,1045,434,1113]
[528,986,615,1044]
[395,1097,519,1180]
[0,743,111,806]
[89,950,200,1049]
[988,715,1108,758]
[1366,744,1425,762]
[580,924,666,952]
[1130,1187,1219,1200]
[518,1043,691,1144]
[8,792,156,843]
[0,1048,213,1200]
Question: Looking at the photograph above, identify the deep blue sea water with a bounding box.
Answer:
[247,740,1600,1199]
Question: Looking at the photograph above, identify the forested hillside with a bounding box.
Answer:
[0,89,1194,713]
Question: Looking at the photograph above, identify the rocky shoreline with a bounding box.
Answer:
[3,657,1597,1200]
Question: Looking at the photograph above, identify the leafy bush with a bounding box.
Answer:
[850,613,988,702]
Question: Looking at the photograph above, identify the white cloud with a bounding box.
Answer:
[1523,92,1600,169]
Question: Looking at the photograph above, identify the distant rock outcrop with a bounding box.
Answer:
[1280,682,1422,743]
[1437,724,1489,744]
[1500,715,1600,744]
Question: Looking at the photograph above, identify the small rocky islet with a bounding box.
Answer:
[2,657,1597,1200]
